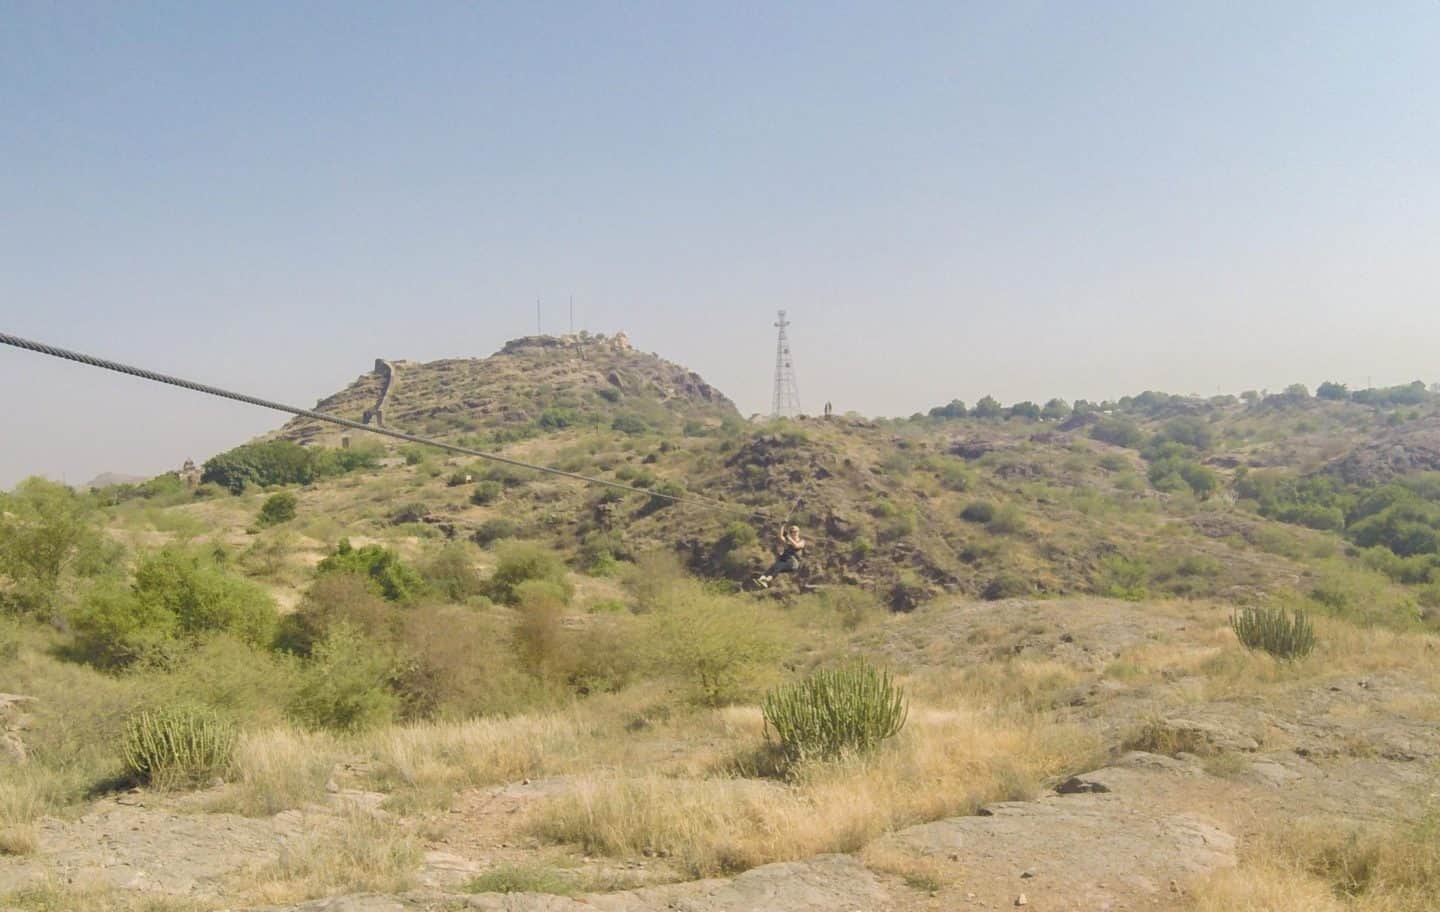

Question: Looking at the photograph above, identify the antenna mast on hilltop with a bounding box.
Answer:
[771,310,803,419]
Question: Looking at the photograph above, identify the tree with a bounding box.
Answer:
[1316,381,1349,401]
[972,395,1003,419]
[1008,401,1041,420]
[0,478,105,615]
[928,399,967,419]
[1041,398,1071,421]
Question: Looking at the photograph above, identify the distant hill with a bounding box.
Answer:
[276,332,739,448]
[81,472,148,490]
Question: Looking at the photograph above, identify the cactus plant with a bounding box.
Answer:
[121,706,236,789]
[1230,604,1316,660]
[762,659,908,762]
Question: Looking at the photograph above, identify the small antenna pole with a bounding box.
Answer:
[536,299,541,335]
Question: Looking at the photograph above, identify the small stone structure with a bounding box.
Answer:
[178,459,201,488]
[363,359,397,426]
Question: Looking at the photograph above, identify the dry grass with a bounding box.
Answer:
[528,701,1101,876]
[0,773,47,857]
[207,728,339,816]
[860,843,959,893]
[241,806,420,904]
[362,711,587,809]
[0,883,216,911]
[1188,814,1440,912]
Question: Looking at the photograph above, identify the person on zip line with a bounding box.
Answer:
[754,524,806,589]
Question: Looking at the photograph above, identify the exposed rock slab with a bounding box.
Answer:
[0,797,307,896]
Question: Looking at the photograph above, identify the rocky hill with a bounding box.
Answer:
[277,332,738,448]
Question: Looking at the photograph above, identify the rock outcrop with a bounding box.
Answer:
[0,693,34,765]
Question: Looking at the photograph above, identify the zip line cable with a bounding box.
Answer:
[0,331,791,520]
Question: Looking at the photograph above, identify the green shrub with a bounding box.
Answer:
[960,501,995,523]
[761,660,907,762]
[1097,554,1150,601]
[650,588,783,705]
[987,504,1027,535]
[317,539,425,602]
[1229,604,1316,660]
[470,481,504,506]
[982,573,1031,600]
[512,579,570,680]
[69,548,277,667]
[275,573,396,657]
[421,543,484,602]
[258,491,298,526]
[487,543,572,605]
[466,863,577,896]
[288,624,397,732]
[1090,418,1145,449]
[474,518,520,546]
[611,414,650,436]
[121,706,237,789]
[927,457,972,492]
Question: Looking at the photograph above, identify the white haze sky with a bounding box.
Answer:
[4,2,1440,488]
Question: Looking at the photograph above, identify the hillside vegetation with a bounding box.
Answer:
[5,340,1440,910]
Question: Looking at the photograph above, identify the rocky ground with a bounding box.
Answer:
[4,596,1437,912]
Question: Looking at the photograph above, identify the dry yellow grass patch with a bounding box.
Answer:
[0,775,45,857]
[207,728,340,817]
[528,702,1101,876]
[241,807,420,905]
[860,843,959,893]
[362,711,586,807]
[0,882,216,911]
[1188,814,1440,912]
[1189,862,1348,912]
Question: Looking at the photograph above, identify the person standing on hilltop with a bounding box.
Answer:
[755,524,806,589]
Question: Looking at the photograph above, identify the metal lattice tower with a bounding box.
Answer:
[771,310,803,419]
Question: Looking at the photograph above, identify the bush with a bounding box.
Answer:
[611,414,650,436]
[275,573,395,657]
[474,518,520,547]
[470,481,504,506]
[761,660,907,763]
[389,604,536,719]
[987,504,1027,535]
[122,706,237,789]
[960,501,995,523]
[650,588,783,705]
[288,624,397,732]
[512,579,570,680]
[487,543,572,605]
[70,548,277,666]
[421,543,484,602]
[258,492,298,526]
[317,539,426,602]
[1097,554,1149,601]
[1230,604,1316,660]
[982,573,1031,600]
[1090,418,1145,449]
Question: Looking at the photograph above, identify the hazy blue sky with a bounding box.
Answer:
[4,2,1440,487]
